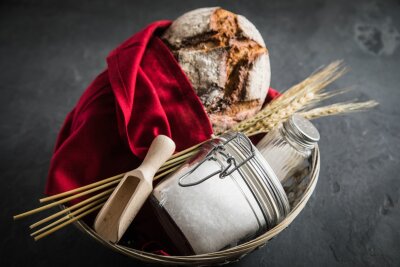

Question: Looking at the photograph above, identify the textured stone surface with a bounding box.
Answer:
[1,0,399,266]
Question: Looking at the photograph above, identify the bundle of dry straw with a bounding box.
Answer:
[13,61,377,240]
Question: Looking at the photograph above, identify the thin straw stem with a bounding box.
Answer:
[168,140,206,160]
[40,156,187,212]
[34,203,104,241]
[30,188,114,229]
[31,197,108,236]
[30,165,180,239]
[158,152,194,172]
[14,179,119,220]
[39,173,124,203]
[154,164,182,181]
[39,145,201,204]
[163,150,198,167]
[16,157,184,221]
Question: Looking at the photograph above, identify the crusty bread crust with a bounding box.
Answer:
[162,7,271,133]
[162,7,219,48]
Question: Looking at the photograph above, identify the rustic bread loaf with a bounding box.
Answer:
[162,7,271,133]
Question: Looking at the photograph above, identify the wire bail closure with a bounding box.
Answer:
[178,132,255,187]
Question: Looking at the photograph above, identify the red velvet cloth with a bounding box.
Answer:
[45,21,215,195]
[45,21,279,253]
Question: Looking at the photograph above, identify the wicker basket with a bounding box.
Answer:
[72,146,320,265]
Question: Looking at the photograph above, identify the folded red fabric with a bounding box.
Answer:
[45,20,278,196]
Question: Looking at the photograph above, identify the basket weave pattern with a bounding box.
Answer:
[72,146,320,265]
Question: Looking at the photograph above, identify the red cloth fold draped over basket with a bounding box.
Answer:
[45,21,280,254]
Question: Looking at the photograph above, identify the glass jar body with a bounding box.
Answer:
[256,125,313,183]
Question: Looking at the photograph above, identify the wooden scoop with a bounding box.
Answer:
[94,135,175,243]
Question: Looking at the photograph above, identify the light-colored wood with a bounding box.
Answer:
[94,135,175,243]
[27,162,178,240]
[28,161,180,238]
[26,160,180,234]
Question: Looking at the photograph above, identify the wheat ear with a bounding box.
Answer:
[232,61,347,134]
[300,101,379,119]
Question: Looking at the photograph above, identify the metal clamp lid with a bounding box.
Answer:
[178,132,255,187]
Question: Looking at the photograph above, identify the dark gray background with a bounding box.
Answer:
[1,0,399,266]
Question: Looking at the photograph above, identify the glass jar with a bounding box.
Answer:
[149,115,319,255]
[256,114,320,183]
[151,132,290,255]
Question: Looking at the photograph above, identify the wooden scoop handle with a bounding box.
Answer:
[94,135,175,243]
[132,135,176,182]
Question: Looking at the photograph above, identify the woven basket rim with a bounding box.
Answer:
[71,146,320,265]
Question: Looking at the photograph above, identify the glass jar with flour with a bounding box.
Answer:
[150,114,319,255]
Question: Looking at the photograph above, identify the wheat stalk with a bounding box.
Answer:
[300,101,378,119]
[246,100,378,136]
[232,61,347,134]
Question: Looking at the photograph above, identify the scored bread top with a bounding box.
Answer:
[162,7,219,48]
[162,7,271,133]
[163,7,266,49]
